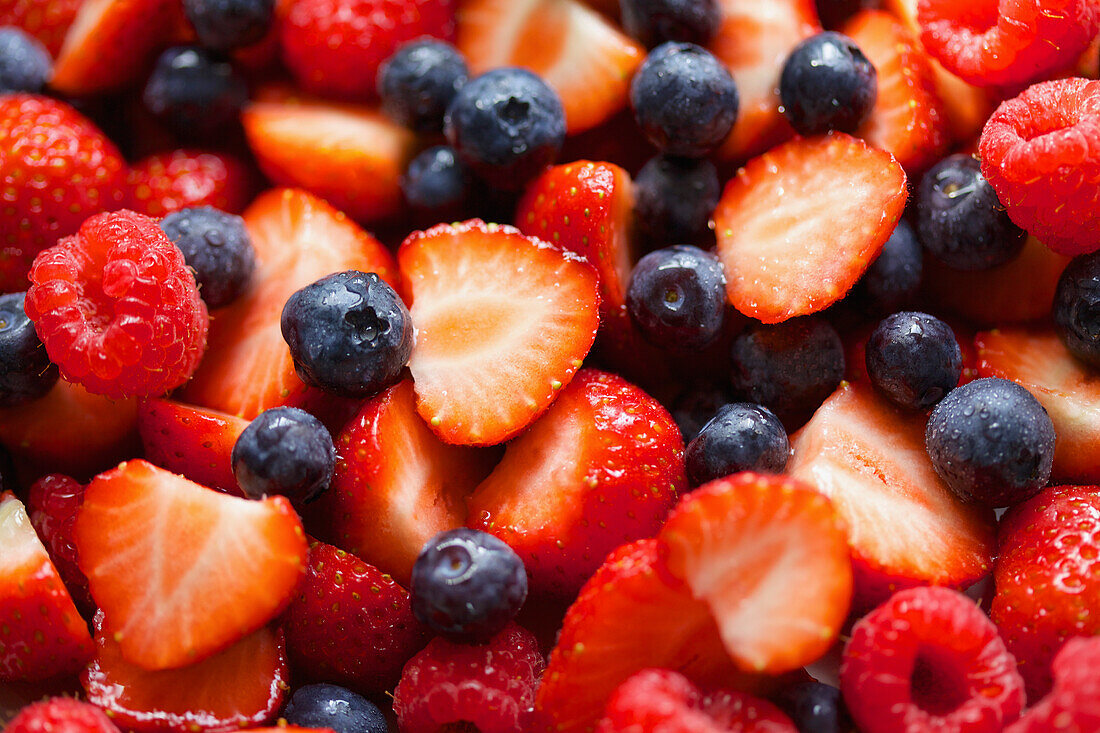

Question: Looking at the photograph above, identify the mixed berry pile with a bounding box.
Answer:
[0,0,1099,731]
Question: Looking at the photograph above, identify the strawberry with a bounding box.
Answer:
[455,0,644,134]
[180,188,401,420]
[0,0,80,55]
[127,149,254,219]
[4,698,121,733]
[398,220,600,446]
[137,399,249,495]
[0,491,93,683]
[73,459,308,670]
[305,379,498,584]
[26,474,93,614]
[714,133,908,324]
[787,382,996,610]
[466,369,685,598]
[242,86,417,224]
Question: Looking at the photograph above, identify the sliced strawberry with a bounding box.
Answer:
[714,133,907,324]
[241,86,417,224]
[0,0,82,55]
[180,188,401,420]
[398,219,600,446]
[455,0,644,134]
[137,399,249,495]
[787,382,996,609]
[304,379,499,584]
[74,460,308,670]
[82,612,287,733]
[0,492,93,683]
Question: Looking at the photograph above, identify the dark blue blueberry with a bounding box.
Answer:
[411,528,528,644]
[142,46,247,141]
[160,207,256,309]
[779,31,876,136]
[853,220,922,314]
[1053,251,1100,368]
[669,380,735,443]
[283,684,387,733]
[619,0,720,48]
[917,154,1026,271]
[925,377,1055,508]
[281,271,413,398]
[626,245,726,350]
[634,154,720,249]
[183,0,274,51]
[774,681,853,733]
[231,406,335,507]
[0,292,58,407]
[401,145,471,221]
[0,27,50,93]
[685,402,789,485]
[630,42,738,158]
[444,67,565,189]
[865,311,961,410]
[378,40,468,133]
[730,317,845,420]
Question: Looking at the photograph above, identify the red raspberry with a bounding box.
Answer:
[26,473,92,613]
[279,0,454,100]
[393,623,545,733]
[840,586,1025,733]
[917,0,1100,87]
[596,668,797,732]
[979,78,1100,255]
[25,209,209,399]
[127,149,253,218]
[1007,637,1100,732]
[5,697,121,733]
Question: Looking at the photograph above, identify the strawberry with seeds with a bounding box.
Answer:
[138,399,249,494]
[127,149,253,219]
[0,0,81,55]
[26,474,92,613]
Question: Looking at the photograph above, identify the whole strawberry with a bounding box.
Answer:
[127,149,253,218]
[0,0,81,55]
[5,697,121,733]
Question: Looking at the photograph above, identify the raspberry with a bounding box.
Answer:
[1007,637,1100,732]
[26,473,92,613]
[392,623,545,733]
[25,210,209,399]
[126,149,253,219]
[979,78,1100,255]
[917,0,1100,87]
[840,586,1025,733]
[5,697,121,733]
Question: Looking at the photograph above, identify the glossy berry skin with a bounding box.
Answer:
[779,31,876,136]
[633,155,720,249]
[619,0,720,48]
[669,381,734,443]
[917,154,1026,271]
[774,681,852,733]
[626,245,726,351]
[142,46,248,141]
[925,377,1055,508]
[1053,252,1100,368]
[0,292,57,406]
[282,684,388,733]
[281,270,413,398]
[630,42,738,158]
[401,145,470,221]
[26,473,91,612]
[444,67,565,189]
[410,528,528,643]
[378,39,468,133]
[853,220,922,315]
[160,207,256,309]
[0,27,50,93]
[231,406,335,507]
[684,402,789,486]
[865,312,961,410]
[183,0,275,50]
[5,698,121,733]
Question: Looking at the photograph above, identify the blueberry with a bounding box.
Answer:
[0,27,51,93]
[160,207,256,309]
[626,245,726,350]
[916,154,1026,271]
[630,42,739,158]
[669,381,735,443]
[634,154,720,249]
[231,407,335,507]
[281,271,413,398]
[779,31,876,136]
[865,312,961,410]
[143,46,247,141]
[411,528,528,644]
[378,40,468,133]
[1053,252,1100,368]
[774,681,853,733]
[925,377,1055,508]
[730,317,845,420]
[619,0,720,48]
[183,0,274,51]
[853,220,922,314]
[401,145,471,222]
[283,684,387,733]
[0,292,58,407]
[685,403,789,485]
[444,68,565,189]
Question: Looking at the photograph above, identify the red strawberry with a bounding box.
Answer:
[26,474,92,612]
[1007,636,1100,733]
[127,149,253,219]
[137,399,249,494]
[242,86,417,224]
[305,379,499,584]
[455,0,644,134]
[0,0,82,55]
[4,697,121,733]
[714,133,908,324]
[467,368,686,598]
[398,219,600,446]
[181,188,400,420]
[0,491,93,682]
[74,459,308,670]
[787,382,996,610]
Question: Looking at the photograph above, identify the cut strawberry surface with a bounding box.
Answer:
[138,399,249,495]
[74,460,308,670]
[399,219,600,446]
[714,133,907,324]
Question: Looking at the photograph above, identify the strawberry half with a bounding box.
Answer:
[398,220,600,446]
[74,460,308,670]
[137,399,249,495]
[714,133,908,324]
